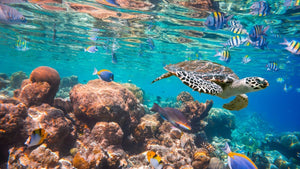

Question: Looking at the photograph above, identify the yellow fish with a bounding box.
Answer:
[25,128,47,147]
[147,151,163,169]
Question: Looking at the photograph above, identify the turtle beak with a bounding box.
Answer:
[262,79,269,88]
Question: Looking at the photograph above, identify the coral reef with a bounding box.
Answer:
[56,75,78,99]
[15,66,60,106]
[122,82,144,103]
[10,71,28,89]
[204,108,235,139]
[0,73,10,90]
[69,79,145,135]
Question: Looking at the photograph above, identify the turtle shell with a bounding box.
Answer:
[164,60,239,87]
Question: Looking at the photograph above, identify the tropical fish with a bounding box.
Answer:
[222,142,258,169]
[204,12,233,30]
[229,27,248,35]
[249,25,270,42]
[105,0,120,6]
[266,62,279,71]
[15,38,29,51]
[147,151,163,169]
[280,39,300,55]
[93,68,114,82]
[112,52,117,64]
[222,35,247,48]
[0,4,26,24]
[150,103,191,130]
[284,0,300,9]
[147,38,155,50]
[24,128,47,147]
[242,55,251,64]
[250,1,271,16]
[276,77,284,83]
[251,36,268,50]
[228,20,243,28]
[88,36,98,41]
[214,49,230,63]
[84,46,98,53]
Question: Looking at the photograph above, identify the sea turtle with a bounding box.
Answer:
[152,60,269,111]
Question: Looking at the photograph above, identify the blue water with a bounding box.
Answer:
[0,0,300,134]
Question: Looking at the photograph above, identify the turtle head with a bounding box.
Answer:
[245,77,269,91]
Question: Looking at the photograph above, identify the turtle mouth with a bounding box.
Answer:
[261,80,269,88]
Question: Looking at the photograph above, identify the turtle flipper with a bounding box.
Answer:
[223,94,248,110]
[176,71,223,95]
[152,72,174,83]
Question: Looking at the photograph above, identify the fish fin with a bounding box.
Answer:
[280,38,289,46]
[263,25,270,35]
[93,67,98,75]
[221,42,227,46]
[226,15,234,22]
[221,142,231,154]
[214,50,220,57]
[98,69,112,74]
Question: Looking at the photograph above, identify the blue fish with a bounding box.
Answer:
[222,35,247,48]
[222,142,258,169]
[112,52,117,64]
[205,12,233,30]
[242,55,251,64]
[84,46,98,53]
[266,62,279,71]
[251,36,268,50]
[249,25,269,42]
[0,4,26,24]
[105,0,120,6]
[147,38,155,50]
[250,1,271,16]
[150,103,191,130]
[228,20,243,28]
[93,68,114,82]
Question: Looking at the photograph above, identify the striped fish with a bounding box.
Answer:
[222,36,247,48]
[249,25,270,42]
[250,1,271,16]
[251,36,268,50]
[230,27,248,34]
[229,20,243,28]
[214,49,230,63]
[242,55,251,64]
[205,12,233,30]
[280,39,300,55]
[266,62,279,71]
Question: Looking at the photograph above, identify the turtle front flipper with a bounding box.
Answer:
[152,72,174,83]
[223,94,248,110]
[176,71,223,95]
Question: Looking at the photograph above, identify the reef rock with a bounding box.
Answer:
[69,79,144,135]
[59,75,78,89]
[10,71,28,89]
[177,92,213,133]
[122,83,144,103]
[204,108,235,139]
[16,66,60,106]
[0,75,10,90]
[207,157,226,169]
[25,104,74,152]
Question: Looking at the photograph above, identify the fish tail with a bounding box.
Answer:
[150,103,160,112]
[221,142,231,154]
[226,15,234,23]
[263,25,270,35]
[214,50,221,57]
[280,38,289,46]
[93,67,98,75]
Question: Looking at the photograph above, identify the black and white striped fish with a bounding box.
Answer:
[222,36,247,48]
[280,39,300,55]
[229,27,248,35]
[228,20,243,28]
[214,49,231,63]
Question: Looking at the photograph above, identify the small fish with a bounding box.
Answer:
[15,38,29,51]
[242,55,251,64]
[151,103,191,130]
[229,27,248,35]
[84,46,98,53]
[249,25,270,42]
[284,0,300,9]
[251,36,268,50]
[229,20,243,28]
[0,4,26,24]
[205,12,233,30]
[222,35,247,48]
[147,151,163,169]
[276,77,284,83]
[112,52,117,64]
[93,68,114,82]
[105,0,120,6]
[25,128,47,147]
[283,84,292,92]
[147,38,155,50]
[88,36,98,41]
[280,39,300,55]
[214,49,230,63]
[266,62,279,71]
[250,1,271,16]
[222,142,258,169]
